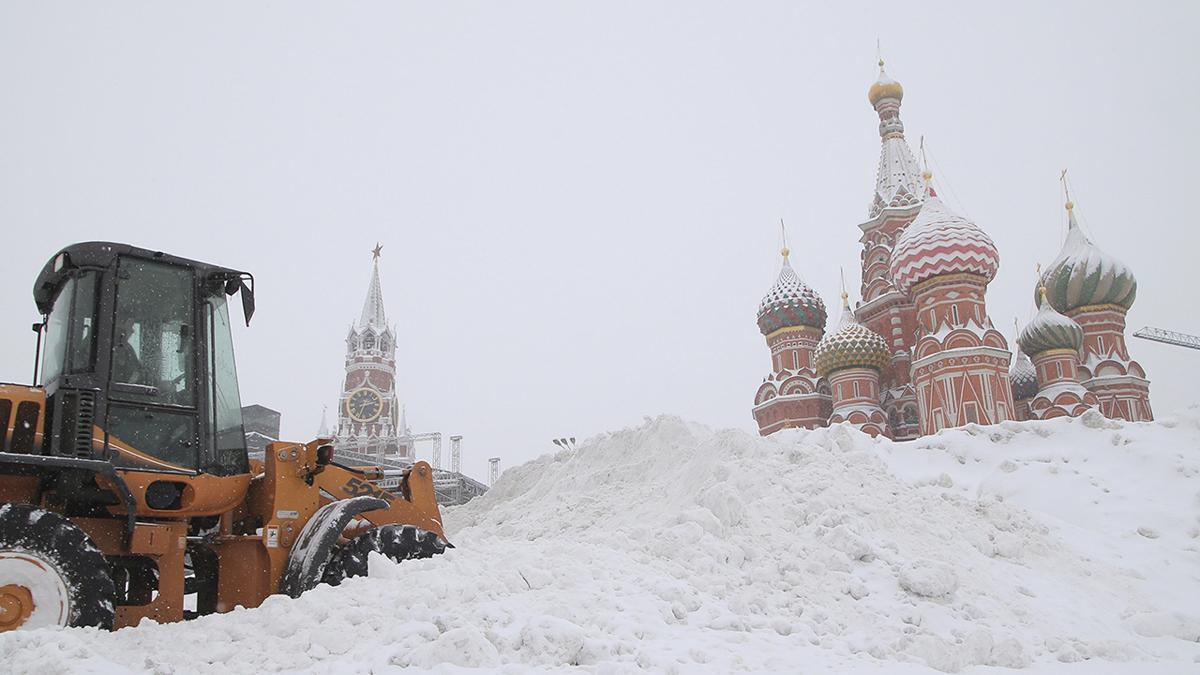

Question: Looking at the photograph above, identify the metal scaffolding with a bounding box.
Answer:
[1133,326,1200,351]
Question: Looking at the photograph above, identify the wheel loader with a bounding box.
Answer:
[0,242,449,633]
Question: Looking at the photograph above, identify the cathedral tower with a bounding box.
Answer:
[815,291,891,437]
[1019,288,1100,419]
[853,61,928,439]
[334,245,405,458]
[890,190,1015,433]
[1036,199,1152,421]
[752,240,831,435]
[1008,321,1038,422]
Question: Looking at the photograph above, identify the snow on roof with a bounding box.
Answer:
[358,258,388,330]
[1038,207,1137,312]
[815,301,889,376]
[1019,296,1083,355]
[890,196,1000,296]
[757,256,827,334]
[1009,348,1038,400]
[870,136,926,218]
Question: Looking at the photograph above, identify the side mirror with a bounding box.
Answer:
[239,278,255,326]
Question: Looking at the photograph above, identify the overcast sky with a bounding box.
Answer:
[2,2,1197,481]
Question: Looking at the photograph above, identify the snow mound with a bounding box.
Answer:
[3,408,1199,673]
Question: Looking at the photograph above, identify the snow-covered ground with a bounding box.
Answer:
[3,408,1199,673]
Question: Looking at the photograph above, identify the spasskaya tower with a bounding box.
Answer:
[334,244,405,459]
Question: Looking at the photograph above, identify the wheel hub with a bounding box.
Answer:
[0,552,70,631]
[0,584,34,630]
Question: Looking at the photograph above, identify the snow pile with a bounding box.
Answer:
[2,408,1199,673]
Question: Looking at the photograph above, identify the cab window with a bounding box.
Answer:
[107,259,199,471]
[40,272,99,388]
[110,260,196,406]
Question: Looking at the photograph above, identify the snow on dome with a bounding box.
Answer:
[756,257,827,335]
[815,300,889,377]
[1037,206,1137,313]
[889,195,1000,297]
[868,62,904,106]
[1009,347,1039,400]
[1019,291,1085,356]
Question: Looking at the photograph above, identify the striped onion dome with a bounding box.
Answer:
[890,195,1000,296]
[1009,347,1039,400]
[757,253,827,335]
[1036,204,1136,312]
[815,297,889,377]
[1019,290,1084,356]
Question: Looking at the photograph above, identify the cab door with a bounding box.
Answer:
[104,258,200,472]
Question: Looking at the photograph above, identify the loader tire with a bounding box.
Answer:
[321,525,445,586]
[0,504,116,632]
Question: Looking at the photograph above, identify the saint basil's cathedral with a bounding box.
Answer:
[752,62,1153,440]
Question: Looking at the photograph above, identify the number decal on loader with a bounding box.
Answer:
[341,477,396,504]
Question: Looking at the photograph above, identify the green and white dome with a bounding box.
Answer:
[1037,204,1136,312]
[1019,290,1084,356]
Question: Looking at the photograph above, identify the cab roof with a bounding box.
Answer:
[33,241,250,315]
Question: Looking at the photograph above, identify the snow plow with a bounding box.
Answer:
[0,242,449,632]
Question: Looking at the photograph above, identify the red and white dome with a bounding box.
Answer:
[889,196,999,296]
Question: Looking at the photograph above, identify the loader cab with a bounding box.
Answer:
[34,243,255,477]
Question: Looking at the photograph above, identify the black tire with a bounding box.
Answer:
[321,525,445,586]
[0,503,116,631]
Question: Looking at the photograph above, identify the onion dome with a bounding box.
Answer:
[757,249,827,335]
[1036,202,1136,312]
[868,60,904,106]
[1019,289,1085,356]
[1009,348,1039,401]
[815,294,890,377]
[890,194,1000,297]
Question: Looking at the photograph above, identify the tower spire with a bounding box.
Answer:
[317,405,329,437]
[358,244,388,329]
[867,59,925,217]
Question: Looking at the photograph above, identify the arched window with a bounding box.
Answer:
[362,333,376,350]
[379,336,390,352]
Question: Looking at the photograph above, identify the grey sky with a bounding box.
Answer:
[2,2,1197,480]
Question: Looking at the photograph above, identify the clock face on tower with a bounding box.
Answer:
[346,388,383,423]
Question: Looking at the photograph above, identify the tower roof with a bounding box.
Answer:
[868,61,904,106]
[889,194,1000,296]
[1009,347,1039,400]
[358,244,388,330]
[867,61,926,218]
[1036,202,1137,312]
[814,294,889,376]
[1020,289,1084,355]
[757,252,827,335]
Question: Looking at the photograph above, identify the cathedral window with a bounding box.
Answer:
[362,333,376,350]
[380,336,390,352]
[964,403,979,424]
[951,305,960,325]
[1097,335,1105,353]
[348,337,358,351]
[852,381,861,398]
